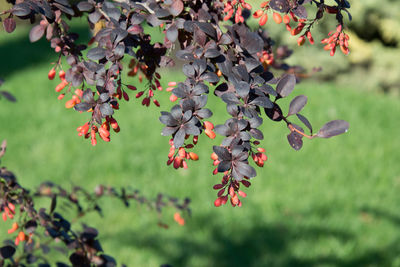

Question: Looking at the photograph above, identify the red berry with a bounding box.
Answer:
[273,12,282,24]
[259,14,268,26]
[48,68,56,80]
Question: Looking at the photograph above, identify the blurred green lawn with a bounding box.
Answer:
[1,21,400,267]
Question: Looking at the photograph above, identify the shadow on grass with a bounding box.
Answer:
[103,207,400,267]
[103,215,358,267]
[0,25,90,79]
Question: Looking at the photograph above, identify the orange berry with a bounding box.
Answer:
[168,81,177,87]
[59,70,66,80]
[18,231,26,242]
[253,10,263,19]
[330,46,336,56]
[55,80,68,92]
[8,222,18,234]
[205,129,216,139]
[170,94,178,102]
[260,1,268,8]
[48,68,56,80]
[189,152,199,161]
[203,121,214,130]
[174,212,185,226]
[238,190,247,198]
[72,95,80,104]
[259,14,268,26]
[297,36,306,46]
[283,14,290,24]
[65,99,75,109]
[211,152,219,161]
[98,127,110,138]
[273,12,282,24]
[74,89,83,97]
[178,147,186,158]
[214,197,223,207]
[57,93,65,100]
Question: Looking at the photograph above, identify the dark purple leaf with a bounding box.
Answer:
[204,49,220,58]
[77,1,93,11]
[196,109,212,119]
[264,104,283,121]
[169,0,184,16]
[82,89,94,103]
[113,28,128,44]
[235,161,256,178]
[296,113,313,133]
[53,3,75,16]
[88,11,101,24]
[162,126,178,136]
[74,102,92,112]
[249,116,263,128]
[241,32,263,54]
[173,128,185,148]
[250,96,273,108]
[317,120,349,138]
[218,160,232,172]
[155,8,170,18]
[159,113,178,126]
[292,5,307,19]
[269,0,290,12]
[221,92,240,104]
[197,22,217,39]
[171,105,182,120]
[183,64,195,77]
[166,24,178,42]
[12,3,31,16]
[99,103,114,116]
[287,131,303,150]
[183,124,200,135]
[131,13,145,24]
[146,14,163,27]
[235,81,250,98]
[219,33,232,45]
[249,128,264,140]
[87,47,106,61]
[214,124,231,136]
[200,72,219,83]
[276,74,296,97]
[288,95,307,116]
[213,146,231,161]
[3,18,16,33]
[0,246,16,259]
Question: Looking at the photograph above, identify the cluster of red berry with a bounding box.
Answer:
[223,0,252,23]
[212,172,249,207]
[2,202,33,245]
[76,116,120,146]
[321,24,350,56]
[253,1,349,56]
[126,59,162,107]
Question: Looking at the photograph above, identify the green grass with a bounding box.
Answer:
[1,24,400,267]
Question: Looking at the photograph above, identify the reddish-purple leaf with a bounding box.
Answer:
[287,131,303,150]
[288,95,307,116]
[317,120,349,138]
[276,74,296,98]
[3,18,16,33]
[296,113,313,134]
[169,0,184,16]
[29,25,45,43]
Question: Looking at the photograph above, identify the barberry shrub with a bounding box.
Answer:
[1,0,351,265]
